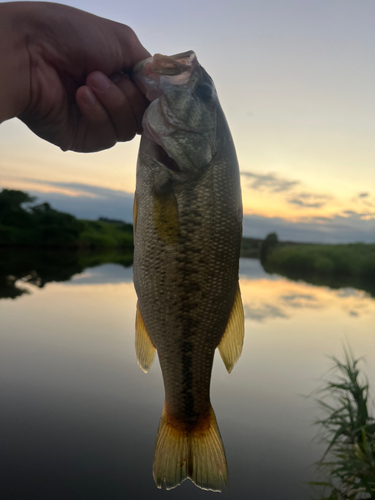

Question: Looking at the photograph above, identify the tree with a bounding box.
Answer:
[0,189,35,227]
[260,232,279,264]
[0,189,82,245]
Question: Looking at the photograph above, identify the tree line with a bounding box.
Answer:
[0,189,133,248]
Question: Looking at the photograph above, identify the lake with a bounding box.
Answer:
[1,253,374,499]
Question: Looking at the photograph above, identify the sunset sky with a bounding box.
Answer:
[1,0,374,242]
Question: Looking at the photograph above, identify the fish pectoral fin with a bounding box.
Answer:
[152,188,180,244]
[218,284,244,374]
[133,192,138,239]
[135,302,156,373]
[153,405,227,492]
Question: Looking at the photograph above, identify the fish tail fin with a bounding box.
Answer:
[153,404,228,492]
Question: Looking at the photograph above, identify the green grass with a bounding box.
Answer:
[77,220,133,248]
[267,244,375,278]
[309,350,375,499]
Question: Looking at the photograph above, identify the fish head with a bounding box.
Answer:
[133,51,218,178]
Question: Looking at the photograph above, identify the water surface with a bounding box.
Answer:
[1,255,374,499]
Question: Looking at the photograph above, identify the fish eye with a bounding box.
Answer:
[196,83,213,102]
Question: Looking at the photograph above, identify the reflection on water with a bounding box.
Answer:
[0,248,133,299]
[0,252,374,499]
[241,276,375,323]
[264,261,375,298]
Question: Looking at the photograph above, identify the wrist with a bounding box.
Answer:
[0,2,31,123]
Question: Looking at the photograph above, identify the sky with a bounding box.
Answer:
[1,0,374,243]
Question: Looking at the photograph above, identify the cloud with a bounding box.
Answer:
[281,293,320,309]
[23,179,131,199]
[342,209,375,220]
[343,210,360,216]
[16,180,135,223]
[349,310,359,317]
[351,192,374,208]
[282,293,316,302]
[241,171,299,192]
[287,192,332,209]
[288,198,325,208]
[336,289,365,298]
[244,303,288,322]
[242,212,375,243]
[343,210,369,217]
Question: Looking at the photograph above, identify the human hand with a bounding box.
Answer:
[1,2,150,152]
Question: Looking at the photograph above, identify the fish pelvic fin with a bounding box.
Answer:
[135,302,156,373]
[218,284,244,373]
[153,405,228,492]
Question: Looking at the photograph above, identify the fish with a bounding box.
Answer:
[132,51,244,492]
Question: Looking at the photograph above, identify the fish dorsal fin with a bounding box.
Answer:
[133,192,138,239]
[135,302,156,373]
[218,285,244,374]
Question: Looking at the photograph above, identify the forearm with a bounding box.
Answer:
[0,2,30,123]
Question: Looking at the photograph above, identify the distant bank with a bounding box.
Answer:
[0,189,133,248]
[260,232,375,297]
[0,188,308,253]
[1,189,375,297]
[1,189,374,269]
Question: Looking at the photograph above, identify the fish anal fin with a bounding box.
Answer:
[218,285,244,374]
[135,302,156,373]
[153,405,227,492]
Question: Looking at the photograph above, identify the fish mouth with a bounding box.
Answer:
[133,51,196,77]
[151,51,197,75]
[132,51,197,101]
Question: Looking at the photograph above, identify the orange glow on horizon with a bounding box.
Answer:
[1,179,98,198]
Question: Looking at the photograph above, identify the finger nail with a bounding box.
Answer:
[90,72,111,91]
[82,88,97,106]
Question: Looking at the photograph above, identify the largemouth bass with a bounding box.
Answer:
[132,51,244,492]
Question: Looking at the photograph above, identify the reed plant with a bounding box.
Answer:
[310,350,375,499]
